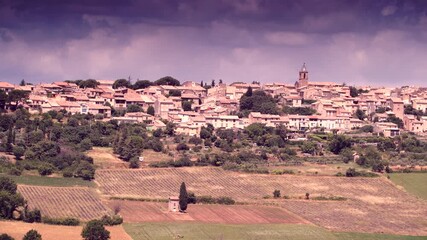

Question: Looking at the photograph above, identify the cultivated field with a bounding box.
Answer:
[18,185,111,220]
[0,221,132,240]
[123,222,425,240]
[284,199,427,236]
[389,173,427,200]
[268,162,367,176]
[96,167,416,201]
[106,200,308,224]
[96,167,427,235]
[141,149,172,164]
[87,147,128,169]
[2,174,95,187]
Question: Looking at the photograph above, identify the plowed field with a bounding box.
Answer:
[106,200,309,224]
[18,185,111,220]
[0,221,132,240]
[96,167,427,235]
[96,167,413,202]
[283,199,427,236]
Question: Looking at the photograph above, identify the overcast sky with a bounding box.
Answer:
[0,0,426,86]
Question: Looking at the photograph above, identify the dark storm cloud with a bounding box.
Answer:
[0,0,426,86]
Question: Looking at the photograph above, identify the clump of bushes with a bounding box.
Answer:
[271,169,295,175]
[23,208,41,223]
[149,156,193,168]
[42,217,80,226]
[37,163,55,176]
[345,168,379,177]
[99,215,123,226]
[129,157,140,169]
[222,162,268,174]
[196,195,235,205]
[312,196,347,201]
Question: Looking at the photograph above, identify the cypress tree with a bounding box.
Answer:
[6,127,13,153]
[179,182,188,212]
[245,86,253,97]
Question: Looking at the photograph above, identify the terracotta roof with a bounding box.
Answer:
[97,80,115,85]
[57,101,80,107]
[87,104,110,110]
[40,83,61,88]
[0,82,15,89]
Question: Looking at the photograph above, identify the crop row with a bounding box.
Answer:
[95,167,411,202]
[18,185,110,220]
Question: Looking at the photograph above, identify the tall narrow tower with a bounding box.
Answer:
[295,63,309,88]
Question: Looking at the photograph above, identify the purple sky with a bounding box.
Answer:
[0,0,426,86]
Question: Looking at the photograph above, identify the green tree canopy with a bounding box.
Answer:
[328,134,352,154]
[0,177,26,219]
[179,182,188,212]
[23,230,41,240]
[132,80,152,89]
[0,233,14,240]
[147,106,155,116]
[283,106,316,115]
[154,76,180,86]
[182,101,192,111]
[126,104,143,113]
[78,79,99,88]
[113,79,131,89]
[81,220,110,240]
[240,90,278,115]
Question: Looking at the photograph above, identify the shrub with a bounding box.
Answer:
[13,146,25,160]
[273,190,281,198]
[62,169,73,178]
[42,217,80,226]
[23,230,42,240]
[271,169,294,175]
[360,125,374,133]
[8,167,22,176]
[23,209,42,223]
[37,163,54,176]
[196,195,235,205]
[188,136,203,145]
[99,215,123,226]
[148,161,170,168]
[81,220,110,240]
[79,138,93,151]
[129,157,140,169]
[216,196,235,205]
[152,128,163,138]
[171,156,192,167]
[188,192,197,204]
[312,196,347,201]
[345,168,357,177]
[176,143,189,151]
[346,168,379,177]
[195,195,215,204]
[0,234,14,240]
[74,162,95,180]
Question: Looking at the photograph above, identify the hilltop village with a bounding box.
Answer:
[1,64,426,137]
[0,65,427,239]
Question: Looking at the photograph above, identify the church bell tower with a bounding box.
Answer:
[295,63,308,88]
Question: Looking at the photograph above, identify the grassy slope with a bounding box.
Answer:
[0,174,95,187]
[389,173,427,200]
[123,223,425,240]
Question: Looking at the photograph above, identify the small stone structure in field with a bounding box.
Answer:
[168,196,179,212]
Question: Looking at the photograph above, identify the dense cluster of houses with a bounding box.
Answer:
[1,64,427,137]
